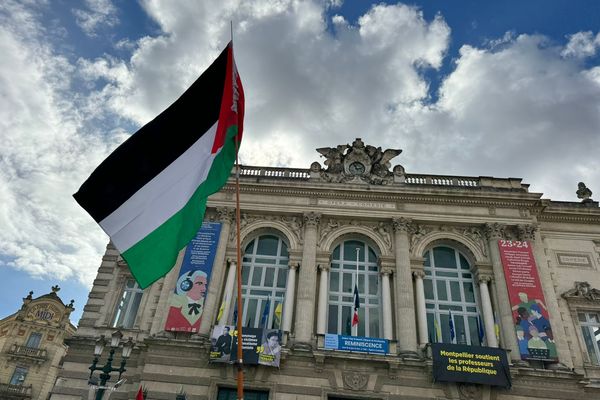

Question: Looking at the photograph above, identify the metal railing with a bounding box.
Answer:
[0,383,32,399]
[7,344,47,360]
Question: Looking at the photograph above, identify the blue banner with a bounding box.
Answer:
[165,222,222,332]
[324,334,388,355]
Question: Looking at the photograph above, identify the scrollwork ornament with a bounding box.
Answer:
[342,371,368,391]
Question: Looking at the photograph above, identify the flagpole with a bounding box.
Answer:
[353,247,360,337]
[232,23,244,397]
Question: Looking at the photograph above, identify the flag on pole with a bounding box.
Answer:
[477,314,485,345]
[449,310,455,343]
[260,296,271,327]
[494,311,501,343]
[73,42,245,289]
[352,283,360,328]
[136,386,144,400]
[433,315,442,343]
[232,300,238,326]
[274,301,283,328]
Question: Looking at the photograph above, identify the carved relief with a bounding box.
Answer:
[483,222,506,240]
[516,224,537,241]
[409,224,487,259]
[342,371,368,391]
[319,219,340,242]
[316,138,402,185]
[373,222,392,251]
[228,213,304,245]
[216,207,234,223]
[562,281,600,302]
[457,383,482,400]
[303,212,321,227]
[392,217,416,234]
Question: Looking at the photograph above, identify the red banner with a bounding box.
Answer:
[498,240,557,361]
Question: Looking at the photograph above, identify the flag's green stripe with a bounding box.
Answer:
[123,126,239,288]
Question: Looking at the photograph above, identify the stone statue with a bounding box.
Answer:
[576,182,593,203]
[315,138,402,185]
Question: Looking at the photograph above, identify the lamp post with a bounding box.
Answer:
[89,331,134,400]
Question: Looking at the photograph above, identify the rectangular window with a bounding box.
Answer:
[217,388,268,400]
[10,366,28,385]
[25,332,42,348]
[579,312,600,365]
[112,279,143,329]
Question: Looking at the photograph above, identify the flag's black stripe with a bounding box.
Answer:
[74,45,229,222]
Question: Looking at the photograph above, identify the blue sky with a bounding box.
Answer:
[1,0,599,325]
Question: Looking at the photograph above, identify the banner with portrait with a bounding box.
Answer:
[209,325,282,367]
[498,240,557,361]
[165,222,222,332]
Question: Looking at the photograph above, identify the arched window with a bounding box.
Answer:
[424,246,481,345]
[328,240,381,338]
[240,234,288,329]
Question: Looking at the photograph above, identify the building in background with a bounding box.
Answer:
[51,139,600,400]
[0,286,76,400]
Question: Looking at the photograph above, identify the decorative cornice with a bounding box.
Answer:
[221,183,541,210]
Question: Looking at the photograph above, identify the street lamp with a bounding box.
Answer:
[88,331,134,400]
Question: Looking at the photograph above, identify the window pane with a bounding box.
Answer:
[10,367,28,385]
[368,275,378,295]
[590,313,600,323]
[358,308,365,337]
[343,273,352,293]
[450,281,461,302]
[468,316,481,346]
[329,271,339,292]
[246,298,258,327]
[256,236,279,256]
[124,292,142,329]
[264,267,275,287]
[328,305,338,333]
[26,333,42,348]
[427,313,436,343]
[333,246,340,259]
[344,241,363,261]
[241,265,250,285]
[342,306,352,335]
[368,248,377,263]
[433,247,457,269]
[251,266,263,286]
[244,240,255,254]
[454,315,466,344]
[578,312,587,322]
[424,279,434,300]
[459,254,470,270]
[436,281,448,301]
[369,308,379,338]
[436,271,458,278]
[440,313,451,343]
[424,251,430,267]
[463,282,475,303]
[582,326,599,364]
[280,242,288,257]
[276,268,287,288]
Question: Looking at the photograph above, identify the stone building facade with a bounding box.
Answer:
[50,139,600,400]
[0,286,76,400]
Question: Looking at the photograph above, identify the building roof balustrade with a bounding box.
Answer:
[7,344,48,364]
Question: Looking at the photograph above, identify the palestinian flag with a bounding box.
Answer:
[74,42,244,289]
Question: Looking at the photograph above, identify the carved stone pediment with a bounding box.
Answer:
[315,138,402,185]
[562,281,600,302]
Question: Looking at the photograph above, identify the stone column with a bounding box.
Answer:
[392,218,418,353]
[477,275,498,347]
[218,259,237,326]
[413,270,428,347]
[381,267,393,340]
[317,264,329,335]
[282,262,298,333]
[519,224,572,369]
[199,208,234,336]
[294,212,320,348]
[483,223,520,361]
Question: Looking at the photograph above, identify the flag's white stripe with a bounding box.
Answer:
[100,122,220,251]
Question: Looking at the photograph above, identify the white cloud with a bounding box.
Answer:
[562,31,600,59]
[73,0,119,37]
[1,0,600,290]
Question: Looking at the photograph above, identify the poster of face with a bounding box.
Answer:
[498,240,557,361]
[164,222,222,332]
[210,325,282,367]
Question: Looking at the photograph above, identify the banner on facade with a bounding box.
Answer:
[165,222,222,332]
[431,343,511,388]
[498,240,557,361]
[209,325,282,367]
[323,334,389,355]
